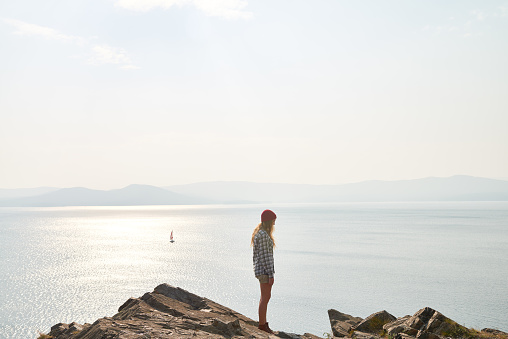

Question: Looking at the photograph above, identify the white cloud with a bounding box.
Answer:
[423,6,507,38]
[120,64,141,70]
[3,18,137,70]
[463,32,482,38]
[470,10,487,21]
[3,18,85,45]
[114,0,185,11]
[421,24,457,35]
[89,44,136,68]
[114,0,252,19]
[496,6,508,17]
[193,0,252,19]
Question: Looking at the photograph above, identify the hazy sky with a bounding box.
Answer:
[1,0,507,189]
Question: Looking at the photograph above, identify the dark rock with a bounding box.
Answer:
[43,293,508,339]
[383,307,472,339]
[278,332,306,339]
[416,330,441,339]
[408,307,465,337]
[482,328,508,336]
[277,333,323,339]
[351,330,380,339]
[401,327,419,337]
[397,334,416,339]
[383,315,411,335]
[153,283,210,310]
[210,318,243,336]
[328,309,363,337]
[353,310,396,334]
[49,323,69,337]
[48,322,91,338]
[302,334,324,339]
[44,283,322,338]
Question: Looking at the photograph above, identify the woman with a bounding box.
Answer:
[251,209,277,334]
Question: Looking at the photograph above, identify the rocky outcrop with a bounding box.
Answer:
[41,287,508,339]
[353,311,396,334]
[383,307,466,339]
[44,283,321,339]
[328,307,508,339]
[328,309,362,337]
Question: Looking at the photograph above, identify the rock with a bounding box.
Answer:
[303,334,324,339]
[351,330,380,339]
[409,307,467,337]
[482,328,508,336]
[45,283,322,338]
[49,323,69,337]
[401,327,419,337]
[48,322,91,338]
[382,307,474,339]
[328,309,363,337]
[277,332,303,339]
[42,293,508,339]
[278,332,322,339]
[153,283,210,310]
[353,310,396,334]
[415,330,441,339]
[383,315,411,335]
[398,334,417,339]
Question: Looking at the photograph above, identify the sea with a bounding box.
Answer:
[0,202,507,338]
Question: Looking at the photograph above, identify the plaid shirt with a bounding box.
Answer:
[253,229,275,278]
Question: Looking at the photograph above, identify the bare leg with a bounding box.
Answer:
[258,281,272,325]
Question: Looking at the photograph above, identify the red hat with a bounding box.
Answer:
[261,209,277,222]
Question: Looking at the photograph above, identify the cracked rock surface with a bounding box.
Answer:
[328,307,508,339]
[46,283,321,339]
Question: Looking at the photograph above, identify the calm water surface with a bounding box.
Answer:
[1,202,507,338]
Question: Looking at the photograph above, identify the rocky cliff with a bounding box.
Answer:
[42,284,507,339]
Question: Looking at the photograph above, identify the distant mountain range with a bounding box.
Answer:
[0,187,59,200]
[0,184,211,207]
[165,175,508,203]
[1,176,508,207]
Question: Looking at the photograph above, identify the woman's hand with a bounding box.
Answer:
[269,277,274,286]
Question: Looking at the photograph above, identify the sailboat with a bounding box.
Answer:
[170,230,175,243]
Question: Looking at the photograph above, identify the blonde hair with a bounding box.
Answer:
[250,220,276,247]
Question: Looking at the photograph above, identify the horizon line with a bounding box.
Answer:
[2,174,508,191]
